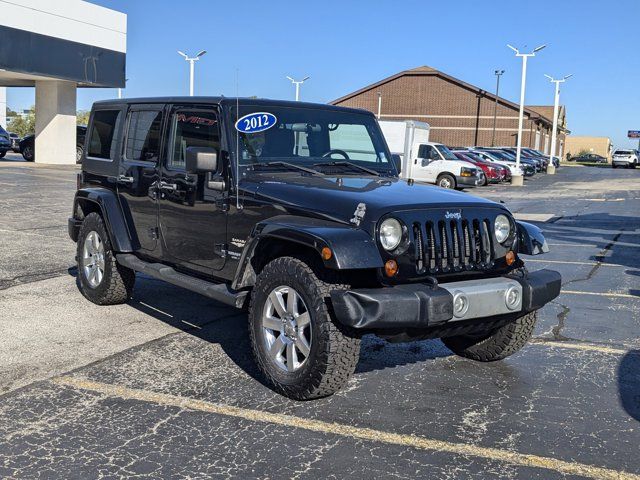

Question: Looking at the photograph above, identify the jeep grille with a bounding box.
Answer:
[412,217,494,274]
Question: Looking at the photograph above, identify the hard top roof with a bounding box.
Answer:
[92,96,371,115]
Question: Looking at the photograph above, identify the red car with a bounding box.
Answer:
[452,151,507,185]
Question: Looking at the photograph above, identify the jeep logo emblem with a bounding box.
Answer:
[445,211,462,220]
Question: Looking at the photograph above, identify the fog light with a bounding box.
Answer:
[384,259,398,277]
[452,291,469,318]
[504,285,520,310]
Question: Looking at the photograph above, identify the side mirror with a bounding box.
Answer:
[391,154,402,173]
[186,146,217,174]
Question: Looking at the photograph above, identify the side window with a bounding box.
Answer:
[328,124,377,162]
[125,110,163,162]
[168,111,220,170]
[88,110,120,159]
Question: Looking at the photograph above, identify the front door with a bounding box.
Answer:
[117,104,165,254]
[158,106,227,273]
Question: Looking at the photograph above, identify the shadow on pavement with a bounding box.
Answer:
[69,269,452,395]
[617,350,640,422]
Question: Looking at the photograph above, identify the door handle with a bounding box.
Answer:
[117,175,134,184]
[159,181,178,192]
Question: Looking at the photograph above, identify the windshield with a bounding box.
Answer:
[229,105,394,175]
[435,144,459,161]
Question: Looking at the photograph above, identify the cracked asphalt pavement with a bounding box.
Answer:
[1,158,639,479]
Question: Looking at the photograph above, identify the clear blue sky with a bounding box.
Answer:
[8,0,639,148]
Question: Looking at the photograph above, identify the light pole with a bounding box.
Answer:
[544,73,572,173]
[491,70,504,146]
[117,78,129,99]
[377,92,382,119]
[178,50,207,96]
[286,76,310,101]
[507,44,546,185]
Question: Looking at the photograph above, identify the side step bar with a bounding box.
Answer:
[116,254,247,309]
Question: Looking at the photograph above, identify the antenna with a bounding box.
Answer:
[236,68,241,210]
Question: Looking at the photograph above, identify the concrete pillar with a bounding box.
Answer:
[0,87,6,129]
[35,80,77,164]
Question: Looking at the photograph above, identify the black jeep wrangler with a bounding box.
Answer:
[69,97,561,400]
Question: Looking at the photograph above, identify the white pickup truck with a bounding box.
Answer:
[379,120,482,189]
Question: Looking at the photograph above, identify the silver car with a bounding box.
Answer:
[612,149,638,169]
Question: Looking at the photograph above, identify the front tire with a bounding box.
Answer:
[249,257,360,400]
[76,145,84,164]
[442,311,537,362]
[0,151,6,159]
[76,212,135,305]
[437,173,456,189]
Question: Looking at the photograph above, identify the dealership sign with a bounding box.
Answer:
[628,130,640,138]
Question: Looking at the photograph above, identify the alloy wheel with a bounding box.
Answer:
[82,231,105,288]
[262,285,312,372]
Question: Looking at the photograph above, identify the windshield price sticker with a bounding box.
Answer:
[235,112,277,133]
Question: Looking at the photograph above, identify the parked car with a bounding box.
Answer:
[452,150,503,185]
[0,125,12,158]
[68,97,561,400]
[8,132,21,152]
[379,120,482,189]
[522,148,559,168]
[498,147,545,171]
[464,150,511,182]
[570,153,607,164]
[473,148,536,176]
[19,125,87,162]
[611,149,638,169]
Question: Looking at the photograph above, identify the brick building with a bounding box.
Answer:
[331,66,568,156]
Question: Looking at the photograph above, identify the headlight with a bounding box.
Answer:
[460,166,475,177]
[494,214,511,244]
[379,218,403,251]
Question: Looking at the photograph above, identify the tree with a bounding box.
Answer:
[7,106,35,137]
[77,110,90,126]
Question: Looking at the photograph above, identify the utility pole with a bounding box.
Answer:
[545,74,572,173]
[178,50,207,96]
[286,76,310,101]
[491,70,504,146]
[507,44,546,185]
[117,78,129,99]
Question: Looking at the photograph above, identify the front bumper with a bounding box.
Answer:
[330,269,561,329]
[456,174,481,187]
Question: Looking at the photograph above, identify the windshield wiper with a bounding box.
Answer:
[312,161,381,176]
[251,161,324,176]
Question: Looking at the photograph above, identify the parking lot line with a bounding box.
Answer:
[53,376,640,480]
[562,290,639,299]
[530,339,632,355]
[526,259,623,267]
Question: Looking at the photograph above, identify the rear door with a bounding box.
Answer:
[117,104,165,254]
[158,105,227,273]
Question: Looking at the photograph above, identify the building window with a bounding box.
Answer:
[125,110,163,162]
[87,110,120,159]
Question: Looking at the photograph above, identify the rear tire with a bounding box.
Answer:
[76,212,135,305]
[249,256,360,400]
[442,311,537,362]
[437,173,456,189]
[76,145,84,164]
[0,151,6,159]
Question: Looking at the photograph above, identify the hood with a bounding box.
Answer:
[243,173,505,228]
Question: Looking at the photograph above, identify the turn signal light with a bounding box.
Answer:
[321,247,332,261]
[506,250,516,266]
[384,259,398,277]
